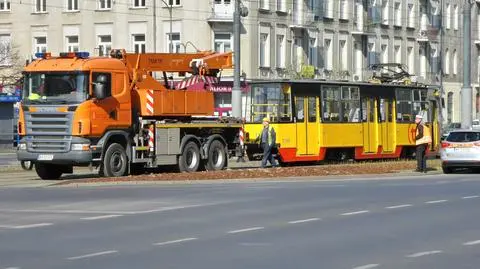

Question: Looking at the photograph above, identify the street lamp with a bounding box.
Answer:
[152,0,173,53]
[161,0,173,53]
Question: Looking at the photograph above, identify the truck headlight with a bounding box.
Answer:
[18,143,26,150]
[71,144,90,151]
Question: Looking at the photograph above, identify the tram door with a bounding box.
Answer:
[295,96,319,155]
[362,97,379,153]
[379,98,396,153]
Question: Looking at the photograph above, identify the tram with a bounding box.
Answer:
[243,72,442,164]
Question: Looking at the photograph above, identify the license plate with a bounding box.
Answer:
[37,154,54,161]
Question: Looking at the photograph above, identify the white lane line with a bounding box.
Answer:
[4,267,21,269]
[425,200,448,204]
[80,214,123,220]
[66,250,118,260]
[288,218,320,224]
[406,250,443,258]
[341,210,369,216]
[12,223,53,229]
[385,204,413,209]
[463,240,480,246]
[352,264,379,269]
[227,227,265,234]
[462,195,479,199]
[153,238,198,246]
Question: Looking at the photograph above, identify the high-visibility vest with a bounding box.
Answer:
[416,124,432,145]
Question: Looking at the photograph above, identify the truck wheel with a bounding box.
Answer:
[179,141,200,172]
[205,140,227,171]
[102,143,128,177]
[35,163,63,180]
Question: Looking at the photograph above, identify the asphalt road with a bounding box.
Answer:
[0,174,479,269]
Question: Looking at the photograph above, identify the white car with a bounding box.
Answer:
[440,130,480,173]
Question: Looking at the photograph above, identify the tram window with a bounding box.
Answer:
[308,97,316,122]
[249,83,292,123]
[341,87,360,122]
[396,88,413,122]
[321,86,341,122]
[296,97,305,122]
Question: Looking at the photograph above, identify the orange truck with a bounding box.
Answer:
[17,49,242,179]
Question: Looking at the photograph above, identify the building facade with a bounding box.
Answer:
[0,0,478,123]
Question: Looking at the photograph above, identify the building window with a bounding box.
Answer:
[98,35,111,56]
[132,0,145,8]
[0,34,11,66]
[453,49,457,75]
[66,35,79,52]
[339,39,347,71]
[381,0,388,24]
[259,33,270,67]
[214,33,232,53]
[324,38,333,70]
[276,0,285,12]
[308,37,318,67]
[35,0,46,12]
[446,4,451,29]
[66,0,78,11]
[407,45,414,74]
[133,34,146,53]
[34,36,47,54]
[168,0,180,6]
[259,0,269,10]
[339,0,348,20]
[444,49,450,75]
[276,34,285,68]
[98,0,111,10]
[381,44,388,63]
[393,2,401,26]
[167,33,181,53]
[394,44,401,64]
[431,45,438,73]
[0,0,10,11]
[367,41,376,66]
[407,3,414,28]
[453,5,458,30]
[447,92,453,123]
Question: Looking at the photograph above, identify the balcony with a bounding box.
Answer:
[290,10,315,28]
[207,3,234,23]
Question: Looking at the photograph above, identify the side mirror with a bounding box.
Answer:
[93,82,106,100]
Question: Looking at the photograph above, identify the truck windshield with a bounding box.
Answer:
[22,72,89,105]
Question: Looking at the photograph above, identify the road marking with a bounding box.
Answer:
[227,227,265,234]
[463,240,480,246]
[425,200,448,204]
[12,223,53,229]
[341,210,369,216]
[4,267,21,269]
[153,238,198,246]
[288,218,320,224]
[80,214,123,220]
[352,264,379,269]
[406,250,443,258]
[462,195,479,199]
[385,204,412,209]
[66,250,118,260]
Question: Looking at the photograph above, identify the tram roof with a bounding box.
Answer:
[248,79,434,89]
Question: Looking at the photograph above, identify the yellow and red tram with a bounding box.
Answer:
[243,80,441,164]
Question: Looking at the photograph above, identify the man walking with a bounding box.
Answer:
[415,114,431,173]
[259,117,277,168]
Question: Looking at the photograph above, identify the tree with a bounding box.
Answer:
[0,38,23,94]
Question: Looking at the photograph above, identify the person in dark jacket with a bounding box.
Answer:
[259,117,277,168]
[415,114,431,173]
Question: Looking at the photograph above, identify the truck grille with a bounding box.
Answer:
[25,111,73,153]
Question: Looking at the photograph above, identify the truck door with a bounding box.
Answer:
[90,72,119,137]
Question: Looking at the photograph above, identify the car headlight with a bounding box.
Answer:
[18,143,26,150]
[71,144,90,151]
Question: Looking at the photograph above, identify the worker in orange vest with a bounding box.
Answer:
[415,114,432,173]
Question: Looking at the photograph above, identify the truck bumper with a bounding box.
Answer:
[17,150,93,165]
